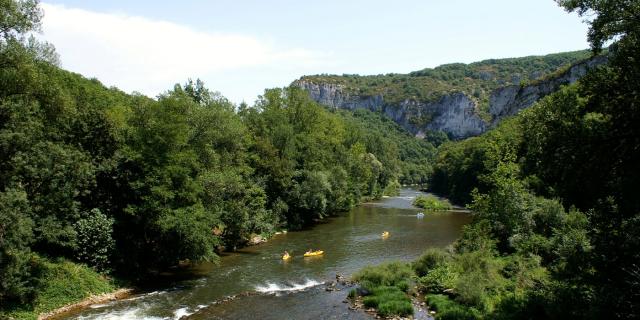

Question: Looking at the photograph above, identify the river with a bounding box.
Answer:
[64,189,470,320]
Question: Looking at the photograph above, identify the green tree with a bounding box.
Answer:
[0,0,42,42]
[557,0,640,52]
[0,188,36,303]
[74,209,115,272]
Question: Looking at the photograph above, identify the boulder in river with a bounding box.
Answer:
[356,286,371,296]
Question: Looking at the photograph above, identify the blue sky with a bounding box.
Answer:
[39,0,590,103]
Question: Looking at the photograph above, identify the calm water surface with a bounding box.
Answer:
[66,189,470,320]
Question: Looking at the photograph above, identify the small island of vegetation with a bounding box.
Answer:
[412,195,453,211]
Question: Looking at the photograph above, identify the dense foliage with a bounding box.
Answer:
[429,118,522,205]
[337,108,438,185]
[0,1,438,312]
[417,1,640,318]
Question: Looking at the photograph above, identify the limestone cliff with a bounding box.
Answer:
[294,55,607,139]
[488,55,608,121]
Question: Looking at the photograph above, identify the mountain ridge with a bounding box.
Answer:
[294,50,607,139]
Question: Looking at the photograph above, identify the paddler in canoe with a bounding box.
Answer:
[304,249,324,257]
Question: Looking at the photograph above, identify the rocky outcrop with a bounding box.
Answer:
[295,56,607,139]
[423,93,486,138]
[488,55,608,122]
[296,81,486,138]
[38,288,134,320]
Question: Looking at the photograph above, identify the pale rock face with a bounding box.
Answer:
[299,81,384,112]
[424,93,486,138]
[295,56,607,139]
[488,55,608,123]
[296,81,486,139]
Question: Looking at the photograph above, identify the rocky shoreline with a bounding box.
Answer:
[327,274,434,320]
[38,288,135,320]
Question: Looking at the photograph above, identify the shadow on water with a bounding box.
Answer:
[64,189,470,320]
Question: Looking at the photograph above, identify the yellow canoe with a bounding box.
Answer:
[382,231,390,238]
[282,253,291,260]
[304,250,324,257]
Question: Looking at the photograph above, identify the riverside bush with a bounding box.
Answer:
[353,263,414,317]
[426,294,480,320]
[413,248,451,277]
[378,299,413,317]
[418,265,458,293]
[0,257,115,320]
[354,261,413,290]
[362,286,413,317]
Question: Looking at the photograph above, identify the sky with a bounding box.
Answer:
[38,0,591,104]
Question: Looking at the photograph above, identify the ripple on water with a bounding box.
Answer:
[254,279,321,295]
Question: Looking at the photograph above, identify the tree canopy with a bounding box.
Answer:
[0,0,434,306]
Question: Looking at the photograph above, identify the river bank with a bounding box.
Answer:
[2,193,386,320]
[59,189,469,319]
[0,259,124,320]
[39,289,134,320]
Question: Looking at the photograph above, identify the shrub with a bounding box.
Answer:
[74,209,115,271]
[418,265,458,293]
[395,280,410,292]
[427,294,480,320]
[378,299,413,317]
[454,220,497,254]
[363,295,380,308]
[453,250,507,312]
[363,287,406,307]
[363,286,413,317]
[414,248,450,277]
[383,180,401,196]
[354,263,415,318]
[353,261,413,291]
[439,307,480,320]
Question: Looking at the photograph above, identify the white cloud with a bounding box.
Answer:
[39,3,331,102]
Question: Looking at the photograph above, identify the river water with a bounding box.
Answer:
[65,189,470,320]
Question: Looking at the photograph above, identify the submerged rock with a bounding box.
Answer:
[356,286,371,296]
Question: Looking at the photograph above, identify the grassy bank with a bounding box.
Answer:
[351,262,414,317]
[350,247,550,319]
[1,257,119,320]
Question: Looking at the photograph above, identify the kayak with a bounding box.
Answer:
[304,250,324,257]
[382,231,390,238]
[282,253,291,260]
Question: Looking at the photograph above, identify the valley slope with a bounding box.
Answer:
[294,50,607,139]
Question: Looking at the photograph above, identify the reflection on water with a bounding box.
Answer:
[65,189,470,320]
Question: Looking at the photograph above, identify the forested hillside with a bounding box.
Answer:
[351,1,640,319]
[299,50,592,107]
[0,1,437,315]
[295,49,606,139]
